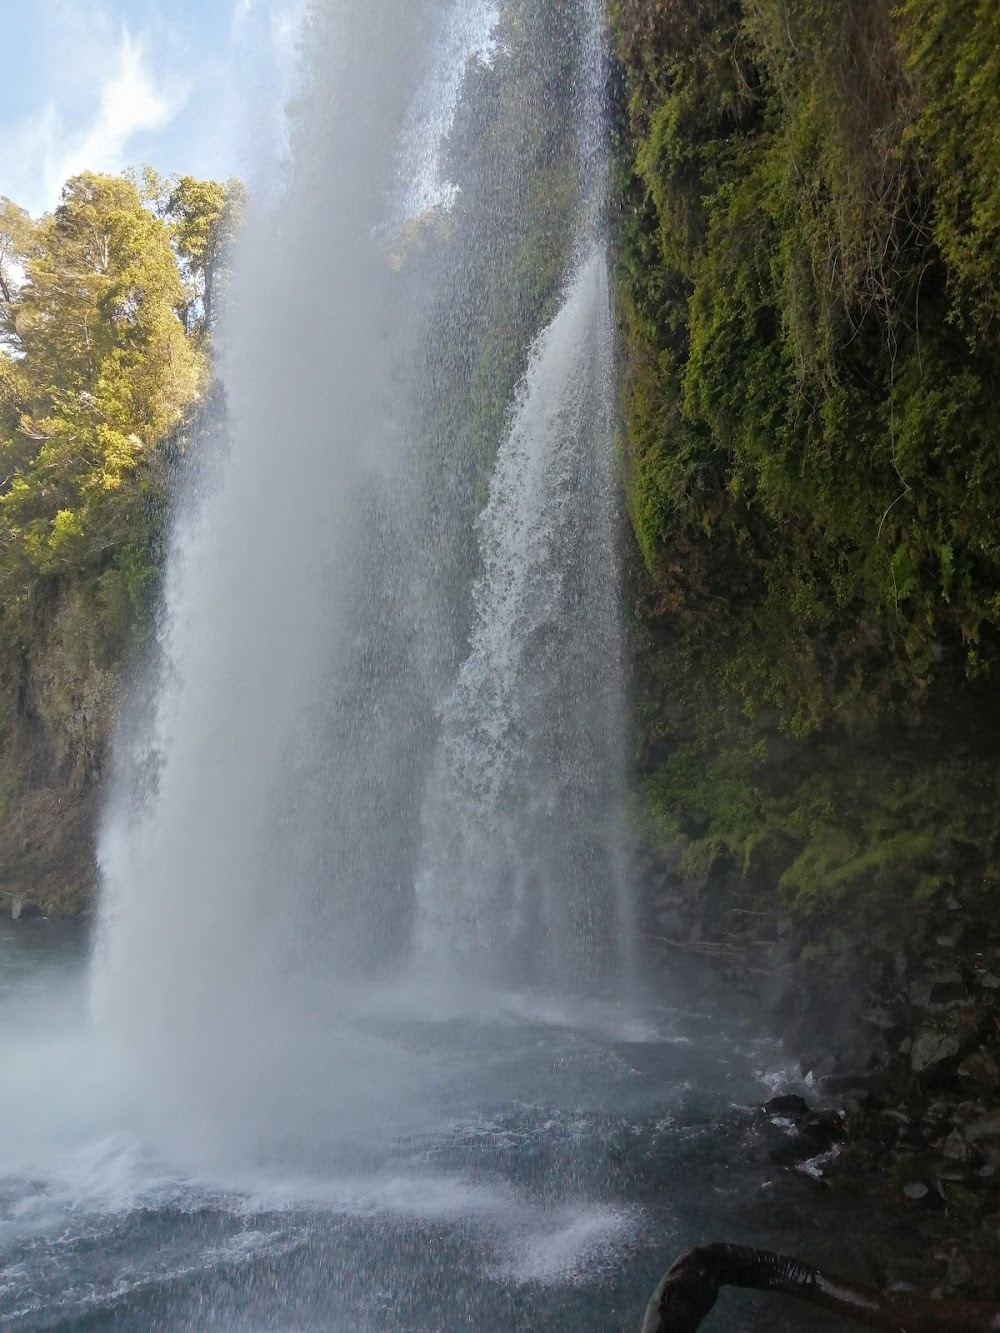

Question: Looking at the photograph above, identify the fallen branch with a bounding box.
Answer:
[641,1244,1000,1332]
[638,932,763,960]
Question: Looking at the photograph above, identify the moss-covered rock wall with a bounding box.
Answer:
[610,0,1000,922]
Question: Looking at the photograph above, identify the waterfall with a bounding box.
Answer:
[416,248,630,984]
[91,0,632,1143]
[415,0,632,986]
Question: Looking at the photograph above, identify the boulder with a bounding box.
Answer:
[908,971,964,1011]
[9,898,42,922]
[965,1112,1000,1146]
[958,1048,1000,1095]
[911,1028,961,1073]
[763,1094,810,1117]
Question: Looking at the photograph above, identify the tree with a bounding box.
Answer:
[138,167,247,333]
[0,170,214,646]
[0,197,35,328]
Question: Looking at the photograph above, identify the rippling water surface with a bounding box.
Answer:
[1,924,845,1332]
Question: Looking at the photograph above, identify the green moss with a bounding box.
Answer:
[611,0,1000,912]
[612,0,1000,735]
[635,703,999,912]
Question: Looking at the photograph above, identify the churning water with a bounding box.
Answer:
[1,1,820,1328]
[2,924,815,1332]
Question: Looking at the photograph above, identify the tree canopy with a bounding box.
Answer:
[0,171,241,656]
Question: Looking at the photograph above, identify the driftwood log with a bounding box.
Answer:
[641,1243,1000,1332]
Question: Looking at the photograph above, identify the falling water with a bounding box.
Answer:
[91,0,632,1147]
[416,247,629,984]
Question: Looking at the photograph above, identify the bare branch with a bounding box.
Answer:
[642,1244,1000,1332]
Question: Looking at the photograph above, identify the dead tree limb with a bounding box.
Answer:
[641,1244,1000,1332]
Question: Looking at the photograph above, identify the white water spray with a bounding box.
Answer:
[92,0,632,1150]
[416,246,630,983]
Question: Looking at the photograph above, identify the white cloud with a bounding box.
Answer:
[1,27,185,216]
[54,33,184,189]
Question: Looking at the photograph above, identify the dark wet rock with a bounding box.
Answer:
[910,1029,960,1073]
[764,1094,810,1117]
[910,1006,989,1076]
[640,865,1000,1308]
[799,1111,844,1152]
[9,898,42,921]
[927,979,971,1009]
[958,1048,1000,1094]
[941,1132,970,1162]
[820,1071,880,1097]
[862,1004,899,1031]
[908,971,963,1009]
[965,1112,1000,1146]
[804,1053,837,1081]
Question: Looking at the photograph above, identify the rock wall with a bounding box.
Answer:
[0,587,121,918]
[643,872,1000,1300]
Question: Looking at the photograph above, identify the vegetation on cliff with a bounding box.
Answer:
[610,0,1000,912]
[0,170,241,913]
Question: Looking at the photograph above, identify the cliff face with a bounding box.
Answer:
[608,0,1000,929]
[0,586,126,917]
[0,594,111,917]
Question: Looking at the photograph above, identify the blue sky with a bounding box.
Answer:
[0,0,306,216]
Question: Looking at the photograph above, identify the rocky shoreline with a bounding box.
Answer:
[646,877,1000,1307]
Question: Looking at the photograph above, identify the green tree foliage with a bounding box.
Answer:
[611,0,1000,908]
[0,172,212,652]
[139,167,247,334]
[0,167,238,912]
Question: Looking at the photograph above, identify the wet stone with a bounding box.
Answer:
[908,972,962,1009]
[911,1029,962,1073]
[764,1094,810,1117]
[9,898,42,921]
[904,1182,929,1201]
[965,1111,1000,1145]
[927,979,969,1009]
[941,1132,969,1162]
[957,1048,1000,1092]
